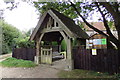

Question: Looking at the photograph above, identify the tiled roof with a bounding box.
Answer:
[83,22,106,30]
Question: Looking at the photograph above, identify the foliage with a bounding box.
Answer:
[0,20,23,54]
[114,73,120,79]
[61,40,66,51]
[16,37,35,48]
[52,41,58,45]
[108,21,115,30]
[58,69,114,78]
[34,2,78,19]
[0,20,35,54]
[0,57,37,67]
[2,40,11,54]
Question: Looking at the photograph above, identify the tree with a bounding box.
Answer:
[34,1,120,48]
[0,20,22,54]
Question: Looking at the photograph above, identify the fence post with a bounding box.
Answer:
[50,47,52,65]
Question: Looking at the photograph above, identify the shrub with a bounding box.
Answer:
[16,37,35,48]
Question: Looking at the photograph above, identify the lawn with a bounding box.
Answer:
[58,69,119,79]
[0,57,37,67]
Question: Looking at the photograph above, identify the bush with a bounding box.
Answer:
[2,41,11,54]
[16,37,35,48]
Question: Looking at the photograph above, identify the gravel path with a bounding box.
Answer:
[0,64,59,78]
[0,54,66,78]
[0,53,12,62]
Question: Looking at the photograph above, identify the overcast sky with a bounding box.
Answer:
[0,0,39,31]
[0,0,103,31]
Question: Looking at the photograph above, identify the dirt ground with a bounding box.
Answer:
[0,54,67,78]
[0,64,59,78]
[0,57,67,78]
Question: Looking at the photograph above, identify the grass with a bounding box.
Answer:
[0,57,37,68]
[58,69,117,78]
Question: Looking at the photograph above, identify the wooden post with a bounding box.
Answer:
[59,31,74,70]
[36,41,40,64]
[65,37,74,70]
[57,40,62,53]
[41,47,43,63]
[50,47,52,64]
[54,20,56,27]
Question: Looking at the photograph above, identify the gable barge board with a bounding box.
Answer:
[30,12,48,41]
[48,10,75,38]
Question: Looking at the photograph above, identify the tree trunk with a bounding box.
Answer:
[117,42,120,73]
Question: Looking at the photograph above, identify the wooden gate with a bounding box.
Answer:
[41,47,52,64]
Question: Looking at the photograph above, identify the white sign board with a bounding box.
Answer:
[86,40,89,49]
[92,49,97,55]
[93,39,102,45]
[89,39,93,43]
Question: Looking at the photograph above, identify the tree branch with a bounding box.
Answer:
[100,2,120,44]
[100,2,120,28]
[70,2,119,46]
[70,2,108,37]
[95,2,118,43]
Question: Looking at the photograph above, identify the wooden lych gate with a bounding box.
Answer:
[30,9,88,70]
[41,47,52,64]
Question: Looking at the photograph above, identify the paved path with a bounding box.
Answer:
[0,53,12,62]
[0,55,66,78]
[0,59,66,78]
[0,64,59,78]
[51,59,68,70]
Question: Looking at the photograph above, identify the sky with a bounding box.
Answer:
[0,0,39,31]
[0,0,103,31]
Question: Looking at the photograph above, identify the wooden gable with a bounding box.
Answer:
[30,9,89,41]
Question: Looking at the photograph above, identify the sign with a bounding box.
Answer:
[101,38,107,45]
[89,44,93,46]
[92,49,97,55]
[93,39,102,45]
[97,39,101,45]
[86,40,89,49]
[89,39,93,43]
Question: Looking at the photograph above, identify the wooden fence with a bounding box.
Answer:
[12,48,36,61]
[72,47,119,74]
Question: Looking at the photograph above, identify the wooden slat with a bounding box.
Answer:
[12,48,36,61]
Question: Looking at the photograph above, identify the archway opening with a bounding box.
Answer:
[40,31,67,65]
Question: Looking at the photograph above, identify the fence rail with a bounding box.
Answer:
[72,47,119,74]
[12,48,36,61]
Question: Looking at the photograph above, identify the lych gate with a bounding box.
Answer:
[30,9,88,70]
